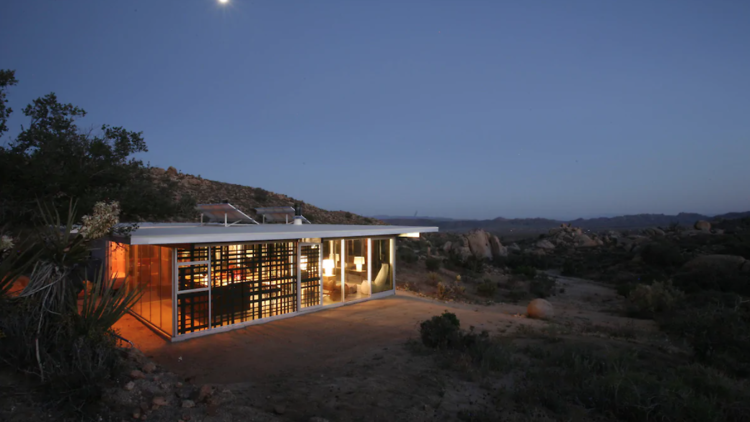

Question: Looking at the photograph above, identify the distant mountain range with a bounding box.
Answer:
[378,211,750,237]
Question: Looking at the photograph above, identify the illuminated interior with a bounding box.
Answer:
[108,242,173,336]
[108,236,395,339]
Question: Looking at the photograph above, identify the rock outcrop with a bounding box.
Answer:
[443,229,508,262]
[466,230,493,260]
[489,235,508,258]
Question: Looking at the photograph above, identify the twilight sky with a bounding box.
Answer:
[2,0,749,220]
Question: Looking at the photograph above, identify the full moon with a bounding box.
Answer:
[218,0,229,4]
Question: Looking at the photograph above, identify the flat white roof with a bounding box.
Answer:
[124,223,438,245]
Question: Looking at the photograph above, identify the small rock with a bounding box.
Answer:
[124,381,136,391]
[197,384,214,402]
[142,362,157,374]
[175,382,183,388]
[152,396,168,407]
[273,405,286,415]
[132,411,141,419]
[181,413,192,421]
[129,370,145,380]
[181,400,195,408]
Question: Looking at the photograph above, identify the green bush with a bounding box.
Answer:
[530,275,556,298]
[512,265,537,279]
[561,259,583,277]
[437,276,465,301]
[627,280,684,318]
[673,264,750,296]
[659,300,750,378]
[641,241,684,267]
[514,341,750,421]
[476,279,497,297]
[397,247,418,264]
[425,271,441,287]
[425,256,441,271]
[420,312,462,349]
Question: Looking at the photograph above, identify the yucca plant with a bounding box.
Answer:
[76,267,143,335]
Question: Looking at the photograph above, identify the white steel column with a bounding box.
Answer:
[367,238,372,288]
[340,239,345,300]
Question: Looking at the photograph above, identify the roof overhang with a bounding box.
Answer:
[122,224,438,246]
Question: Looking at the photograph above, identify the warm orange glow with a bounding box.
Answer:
[108,242,128,284]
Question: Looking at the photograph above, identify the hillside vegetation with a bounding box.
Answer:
[149,166,381,225]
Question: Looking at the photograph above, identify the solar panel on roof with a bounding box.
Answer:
[196,203,259,225]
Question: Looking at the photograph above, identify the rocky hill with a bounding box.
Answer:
[150,166,382,225]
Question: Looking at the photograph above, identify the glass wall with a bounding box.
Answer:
[344,239,370,302]
[107,242,174,336]
[321,240,342,306]
[299,244,322,308]
[209,242,297,329]
[371,238,393,294]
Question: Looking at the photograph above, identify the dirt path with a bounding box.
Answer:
[116,292,543,385]
[114,277,654,421]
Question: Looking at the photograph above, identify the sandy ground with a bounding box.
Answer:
[115,292,539,385]
[111,272,657,421]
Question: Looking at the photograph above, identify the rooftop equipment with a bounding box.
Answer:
[196,202,259,226]
[255,203,311,224]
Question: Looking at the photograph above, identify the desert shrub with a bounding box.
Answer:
[425,256,441,271]
[673,264,750,296]
[640,241,684,267]
[506,288,531,303]
[514,341,750,421]
[659,300,750,378]
[437,276,465,301]
[420,312,462,349]
[506,254,550,270]
[512,265,537,279]
[529,274,556,298]
[397,247,418,264]
[254,187,270,202]
[723,234,750,259]
[418,313,510,373]
[0,201,140,413]
[560,259,583,277]
[627,280,684,318]
[616,281,636,297]
[425,271,441,287]
[476,279,497,297]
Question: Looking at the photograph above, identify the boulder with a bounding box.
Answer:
[466,230,493,260]
[527,299,554,319]
[508,243,521,252]
[683,255,747,272]
[694,220,711,232]
[489,235,508,258]
[166,166,179,177]
[536,239,556,250]
[442,241,452,254]
[574,234,598,247]
[742,261,750,273]
[455,247,472,262]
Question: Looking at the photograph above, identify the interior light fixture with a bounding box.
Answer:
[354,256,365,272]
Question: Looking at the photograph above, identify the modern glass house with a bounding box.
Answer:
[105,221,437,341]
